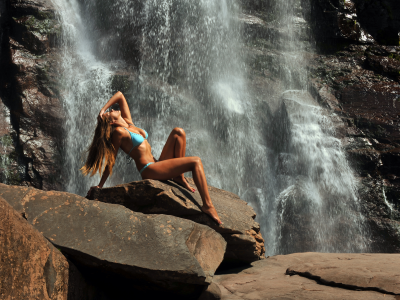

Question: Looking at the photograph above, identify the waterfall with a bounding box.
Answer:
[51,0,113,194]
[256,0,369,253]
[52,0,369,254]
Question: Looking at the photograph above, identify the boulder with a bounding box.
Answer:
[286,253,400,294]
[0,196,91,300]
[0,183,227,297]
[213,253,400,299]
[89,178,265,264]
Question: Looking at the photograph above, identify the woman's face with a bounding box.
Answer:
[104,109,120,122]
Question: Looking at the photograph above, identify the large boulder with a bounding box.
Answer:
[0,183,227,298]
[89,178,265,264]
[0,196,91,300]
[214,253,400,299]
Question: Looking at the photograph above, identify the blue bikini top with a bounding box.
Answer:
[123,125,148,156]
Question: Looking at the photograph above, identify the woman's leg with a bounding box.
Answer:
[142,156,222,225]
[158,127,195,192]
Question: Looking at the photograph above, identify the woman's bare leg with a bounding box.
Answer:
[159,127,195,192]
[142,156,222,225]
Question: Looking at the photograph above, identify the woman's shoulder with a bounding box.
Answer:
[113,127,128,136]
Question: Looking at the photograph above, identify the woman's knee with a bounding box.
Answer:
[173,127,185,137]
[192,156,202,165]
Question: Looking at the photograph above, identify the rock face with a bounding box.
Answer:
[214,253,400,299]
[89,178,265,264]
[0,0,64,190]
[0,196,91,300]
[0,183,227,298]
[353,0,400,45]
[306,0,399,46]
[308,44,400,252]
[305,0,375,46]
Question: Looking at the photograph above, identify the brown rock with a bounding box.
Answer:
[198,282,222,300]
[213,253,400,300]
[0,183,227,297]
[90,178,265,264]
[286,253,400,294]
[0,0,64,190]
[367,54,400,76]
[308,45,400,252]
[0,195,91,300]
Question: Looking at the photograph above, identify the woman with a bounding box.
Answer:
[82,91,222,225]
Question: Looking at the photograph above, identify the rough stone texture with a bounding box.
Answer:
[0,183,227,297]
[286,253,400,294]
[0,0,64,190]
[89,178,265,264]
[353,0,400,45]
[0,196,92,300]
[305,0,375,47]
[213,253,400,300]
[198,282,222,300]
[308,44,400,252]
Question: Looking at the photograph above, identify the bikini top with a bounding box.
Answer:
[123,125,148,156]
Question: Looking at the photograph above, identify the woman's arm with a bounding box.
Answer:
[99,91,133,123]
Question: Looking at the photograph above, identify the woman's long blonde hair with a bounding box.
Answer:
[81,117,116,177]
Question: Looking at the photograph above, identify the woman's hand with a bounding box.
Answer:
[86,185,100,198]
[98,109,106,122]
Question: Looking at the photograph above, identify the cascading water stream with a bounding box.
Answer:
[51,0,113,194]
[260,0,370,253]
[53,0,369,255]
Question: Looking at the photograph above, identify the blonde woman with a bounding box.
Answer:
[82,91,222,225]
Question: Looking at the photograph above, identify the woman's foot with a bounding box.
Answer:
[201,205,223,225]
[172,176,196,193]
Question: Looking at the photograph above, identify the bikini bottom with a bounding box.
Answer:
[139,162,154,175]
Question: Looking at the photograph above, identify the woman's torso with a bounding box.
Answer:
[118,125,155,171]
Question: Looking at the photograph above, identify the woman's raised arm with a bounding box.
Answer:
[99,91,133,124]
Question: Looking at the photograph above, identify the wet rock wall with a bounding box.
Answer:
[0,0,64,190]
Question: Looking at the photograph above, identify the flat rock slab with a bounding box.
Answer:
[0,196,90,300]
[286,252,400,294]
[214,253,400,300]
[90,178,265,264]
[0,183,227,296]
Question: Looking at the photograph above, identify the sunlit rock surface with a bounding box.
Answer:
[0,183,227,298]
[0,196,91,300]
[214,253,400,300]
[89,178,265,264]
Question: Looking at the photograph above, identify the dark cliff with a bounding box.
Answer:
[0,0,63,190]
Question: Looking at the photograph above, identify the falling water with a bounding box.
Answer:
[51,0,113,193]
[259,0,369,253]
[53,0,368,254]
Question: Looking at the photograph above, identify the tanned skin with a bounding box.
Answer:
[87,91,222,225]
